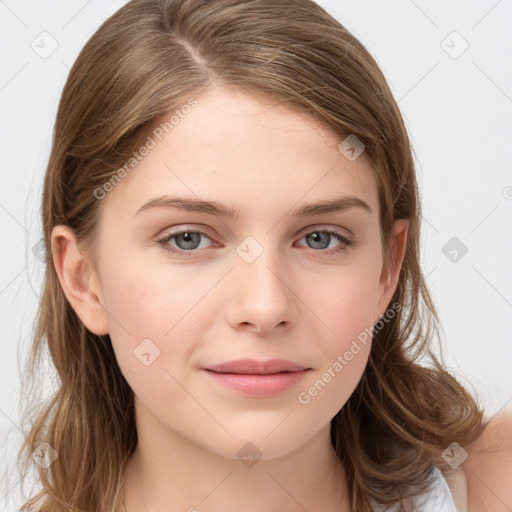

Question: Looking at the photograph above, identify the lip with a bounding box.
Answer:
[203,358,310,374]
[201,359,311,398]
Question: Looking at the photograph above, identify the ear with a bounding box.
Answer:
[50,225,110,336]
[375,219,409,322]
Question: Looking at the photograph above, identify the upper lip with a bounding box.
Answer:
[202,358,310,375]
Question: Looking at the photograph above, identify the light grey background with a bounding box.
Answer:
[1,0,511,509]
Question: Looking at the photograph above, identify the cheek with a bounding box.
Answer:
[98,256,216,376]
[295,282,375,420]
[101,269,208,424]
[294,257,381,408]
[102,246,218,325]
[296,341,371,424]
[301,257,381,341]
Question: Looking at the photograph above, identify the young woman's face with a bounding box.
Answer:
[78,88,404,460]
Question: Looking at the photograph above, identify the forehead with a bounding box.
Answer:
[101,87,379,220]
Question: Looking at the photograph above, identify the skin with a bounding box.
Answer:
[464,405,512,511]
[51,87,409,511]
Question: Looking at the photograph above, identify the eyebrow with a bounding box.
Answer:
[133,194,372,219]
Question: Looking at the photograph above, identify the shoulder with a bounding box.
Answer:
[463,405,512,512]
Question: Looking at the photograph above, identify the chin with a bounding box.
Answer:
[193,426,314,462]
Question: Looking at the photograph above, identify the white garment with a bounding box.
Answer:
[371,466,459,512]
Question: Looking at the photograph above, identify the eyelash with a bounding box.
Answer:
[156,227,355,257]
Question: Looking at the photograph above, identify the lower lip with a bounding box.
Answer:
[202,369,310,397]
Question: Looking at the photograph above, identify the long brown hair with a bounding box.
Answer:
[16,0,486,510]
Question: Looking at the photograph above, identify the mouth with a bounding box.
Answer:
[200,359,311,397]
[202,358,310,375]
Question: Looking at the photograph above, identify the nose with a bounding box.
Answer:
[224,243,299,335]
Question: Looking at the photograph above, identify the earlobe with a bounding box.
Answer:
[50,225,110,336]
[376,219,409,319]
